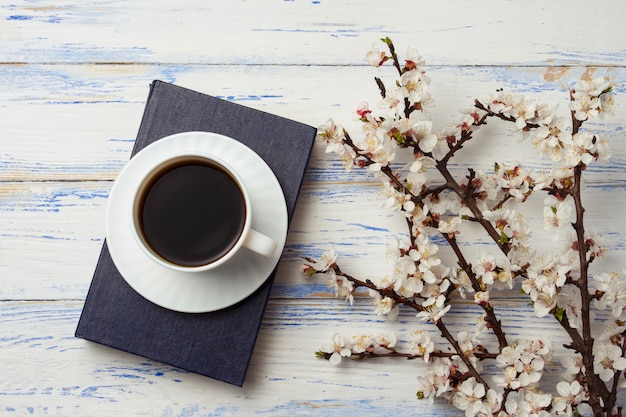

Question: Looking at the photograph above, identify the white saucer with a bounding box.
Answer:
[105,131,288,313]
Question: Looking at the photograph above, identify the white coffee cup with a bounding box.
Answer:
[128,152,277,273]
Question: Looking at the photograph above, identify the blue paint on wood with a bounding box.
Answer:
[7,15,33,21]
[6,13,61,24]
[116,373,142,379]
[79,386,117,402]
[347,222,390,232]
[107,138,135,143]
[216,94,284,102]
[3,44,153,64]
[253,28,358,38]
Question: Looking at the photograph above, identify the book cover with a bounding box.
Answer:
[75,80,316,386]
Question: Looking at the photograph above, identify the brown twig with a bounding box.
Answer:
[327,264,492,389]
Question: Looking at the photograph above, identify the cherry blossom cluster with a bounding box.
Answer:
[316,331,398,364]
[304,38,624,416]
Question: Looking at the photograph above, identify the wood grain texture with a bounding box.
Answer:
[1,0,625,415]
[1,299,606,416]
[2,0,625,66]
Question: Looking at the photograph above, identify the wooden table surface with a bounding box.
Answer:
[1,1,625,415]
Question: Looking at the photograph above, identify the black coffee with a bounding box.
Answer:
[137,158,246,267]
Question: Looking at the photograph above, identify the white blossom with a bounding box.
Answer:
[494,365,521,390]
[519,389,552,415]
[379,181,414,212]
[522,254,570,317]
[561,353,585,377]
[473,252,498,286]
[311,41,621,416]
[514,354,544,387]
[373,331,397,350]
[320,333,352,365]
[596,273,626,319]
[365,45,388,67]
[398,118,438,153]
[474,291,490,307]
[564,132,595,167]
[409,329,434,362]
[593,271,620,293]
[552,380,585,415]
[370,293,399,319]
[500,395,532,417]
[530,116,571,162]
[494,162,533,201]
[543,196,574,239]
[450,269,473,299]
[592,342,626,382]
[451,377,488,417]
[556,284,583,329]
[416,358,452,403]
[457,330,479,356]
[416,303,451,323]
[569,75,612,121]
[400,68,431,107]
[349,333,373,354]
[405,47,426,70]
[326,273,355,305]
[317,118,353,162]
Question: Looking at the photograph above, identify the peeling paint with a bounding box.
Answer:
[543,66,570,82]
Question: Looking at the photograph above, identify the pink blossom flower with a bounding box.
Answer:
[473,252,498,286]
[365,47,388,67]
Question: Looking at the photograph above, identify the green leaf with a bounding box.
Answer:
[554,307,565,322]
[498,231,509,245]
[395,130,405,145]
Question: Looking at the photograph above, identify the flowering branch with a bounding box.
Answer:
[305,38,624,417]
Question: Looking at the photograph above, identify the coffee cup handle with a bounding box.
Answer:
[243,229,277,257]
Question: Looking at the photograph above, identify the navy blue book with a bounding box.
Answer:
[75,80,316,386]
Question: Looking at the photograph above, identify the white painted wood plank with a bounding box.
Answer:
[3,300,621,416]
[0,181,108,299]
[2,0,625,66]
[1,178,624,300]
[1,64,624,181]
